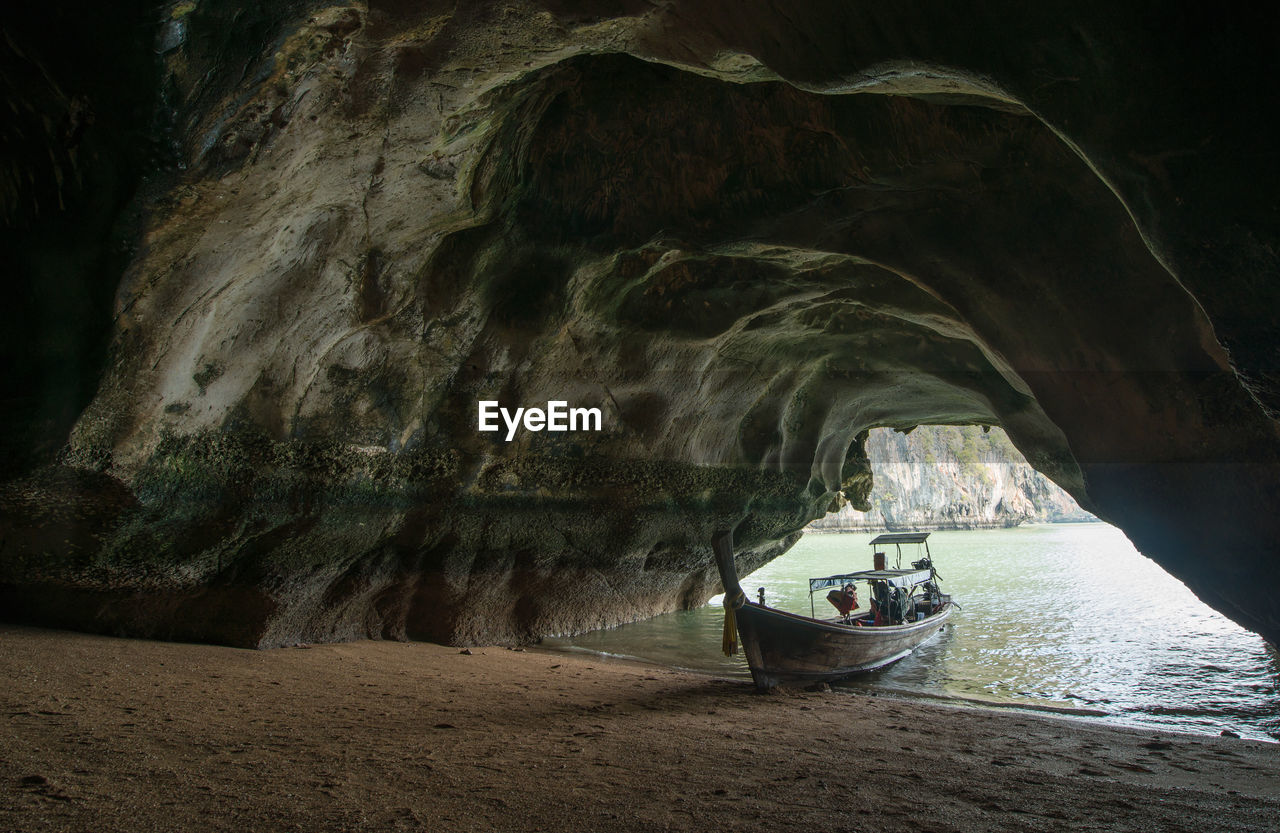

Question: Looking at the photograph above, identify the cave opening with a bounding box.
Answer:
[2,7,1278,662]
[471,50,1278,648]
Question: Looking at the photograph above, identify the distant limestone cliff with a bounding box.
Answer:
[810,426,1094,532]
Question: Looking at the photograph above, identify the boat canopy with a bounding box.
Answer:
[868,532,930,545]
[809,567,933,593]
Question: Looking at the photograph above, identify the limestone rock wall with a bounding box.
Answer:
[810,426,1092,531]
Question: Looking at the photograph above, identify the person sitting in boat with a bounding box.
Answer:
[826,583,859,619]
[870,581,891,625]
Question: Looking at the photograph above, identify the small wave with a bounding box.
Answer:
[835,683,1110,718]
[1136,704,1280,721]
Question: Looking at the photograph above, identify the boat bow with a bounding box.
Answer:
[712,529,746,656]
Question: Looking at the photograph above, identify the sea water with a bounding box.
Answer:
[544,523,1280,741]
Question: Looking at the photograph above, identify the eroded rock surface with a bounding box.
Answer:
[2,2,1278,647]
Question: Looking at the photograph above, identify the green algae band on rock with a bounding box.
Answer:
[477,400,604,441]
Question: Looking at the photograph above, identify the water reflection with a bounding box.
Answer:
[545,524,1280,740]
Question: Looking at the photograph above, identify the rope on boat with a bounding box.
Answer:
[722,590,745,656]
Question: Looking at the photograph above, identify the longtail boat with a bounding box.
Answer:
[712,529,954,690]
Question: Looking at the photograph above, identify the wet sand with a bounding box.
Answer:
[2,625,1276,832]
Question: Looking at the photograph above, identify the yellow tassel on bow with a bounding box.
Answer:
[722,590,744,656]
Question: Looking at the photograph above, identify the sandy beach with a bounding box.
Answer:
[2,625,1276,832]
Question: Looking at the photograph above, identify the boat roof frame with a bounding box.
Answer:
[808,568,934,594]
[868,531,931,567]
[868,532,930,545]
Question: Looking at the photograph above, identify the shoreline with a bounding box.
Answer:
[5,624,1277,832]
[536,642,1280,743]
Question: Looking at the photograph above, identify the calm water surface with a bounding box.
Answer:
[545,523,1280,741]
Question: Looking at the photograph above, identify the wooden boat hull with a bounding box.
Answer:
[734,601,951,689]
[711,527,952,690]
